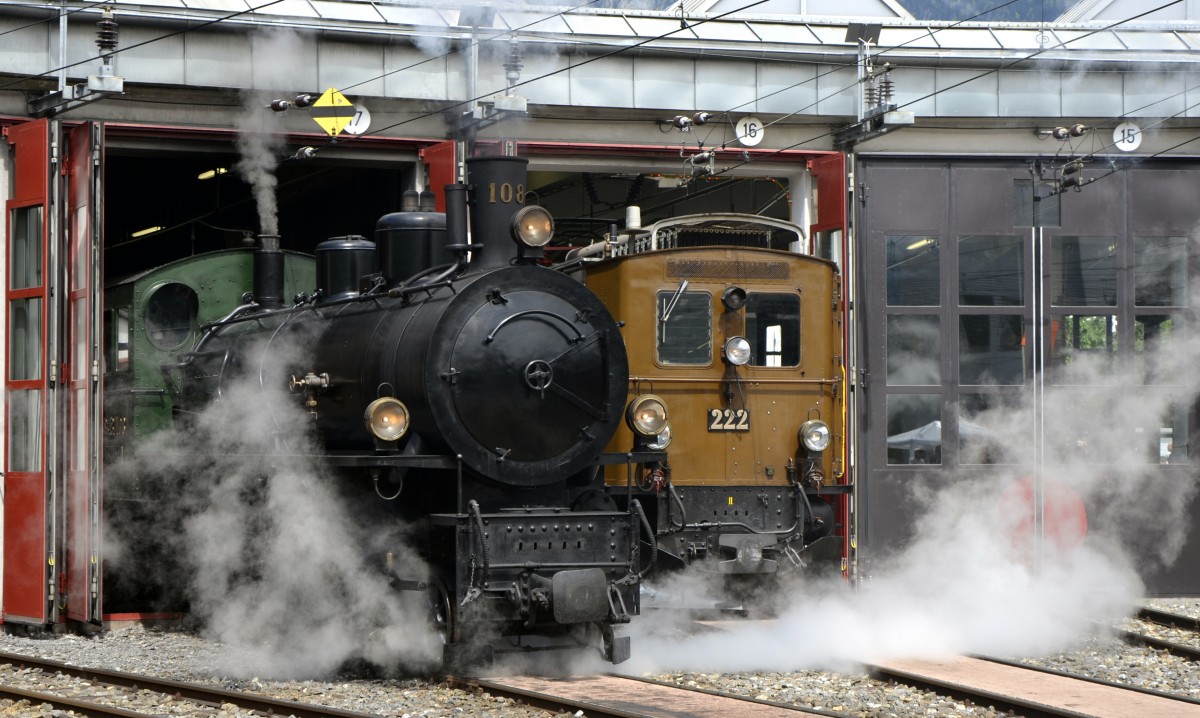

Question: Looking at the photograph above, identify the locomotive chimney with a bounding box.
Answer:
[254,234,285,310]
[465,156,528,271]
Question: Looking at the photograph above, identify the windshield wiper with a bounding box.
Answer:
[661,280,689,323]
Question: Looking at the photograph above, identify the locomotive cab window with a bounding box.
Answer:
[144,282,199,351]
[657,289,712,365]
[104,308,131,374]
[746,293,800,367]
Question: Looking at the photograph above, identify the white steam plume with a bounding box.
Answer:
[620,229,1200,676]
[106,328,439,678]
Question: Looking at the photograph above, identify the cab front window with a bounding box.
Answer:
[746,293,800,367]
[657,289,712,365]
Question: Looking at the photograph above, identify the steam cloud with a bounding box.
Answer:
[621,231,1200,676]
[104,330,439,678]
[234,28,310,238]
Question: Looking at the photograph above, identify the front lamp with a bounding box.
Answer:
[723,336,751,366]
[626,395,669,437]
[365,397,410,441]
[512,205,554,248]
[799,420,832,452]
[647,423,672,450]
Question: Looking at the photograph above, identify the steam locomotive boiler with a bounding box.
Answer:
[117,156,658,666]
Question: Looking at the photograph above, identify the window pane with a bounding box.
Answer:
[887,394,941,465]
[657,290,711,365]
[10,297,42,381]
[1135,236,1188,307]
[886,235,940,306]
[959,235,1024,306]
[1135,315,1180,385]
[959,315,1027,385]
[1160,402,1189,465]
[1051,236,1117,306]
[8,389,42,472]
[746,293,799,367]
[1048,314,1116,383]
[887,315,940,385]
[145,282,199,351]
[960,393,1026,464]
[1014,179,1060,227]
[1045,388,1111,463]
[105,308,131,374]
[10,206,43,290]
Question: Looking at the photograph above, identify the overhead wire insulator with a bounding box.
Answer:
[96,7,118,59]
[292,94,316,108]
[692,112,713,125]
[879,77,895,104]
[504,37,523,88]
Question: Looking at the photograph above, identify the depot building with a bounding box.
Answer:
[0,0,1198,626]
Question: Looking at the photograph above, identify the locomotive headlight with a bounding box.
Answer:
[647,423,672,450]
[512,205,554,248]
[365,397,410,442]
[799,420,832,453]
[723,336,751,366]
[626,395,669,437]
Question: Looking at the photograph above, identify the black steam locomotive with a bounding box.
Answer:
[105,156,661,666]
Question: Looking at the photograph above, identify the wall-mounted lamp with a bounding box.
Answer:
[906,237,934,251]
[131,226,164,238]
[197,168,228,180]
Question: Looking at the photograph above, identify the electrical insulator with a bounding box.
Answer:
[291,146,317,160]
[692,112,713,125]
[672,115,693,129]
[1062,160,1083,176]
[269,99,293,112]
[1068,123,1088,137]
[96,7,118,54]
[293,94,316,108]
[1051,126,1071,140]
[504,38,524,87]
[879,77,895,104]
[1062,175,1082,189]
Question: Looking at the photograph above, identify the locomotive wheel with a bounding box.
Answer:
[427,579,460,645]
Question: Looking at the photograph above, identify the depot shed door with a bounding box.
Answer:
[3,118,103,626]
[855,157,1200,595]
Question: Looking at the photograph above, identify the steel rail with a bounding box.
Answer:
[0,682,154,718]
[0,649,382,718]
[1118,630,1200,661]
[1138,607,1200,633]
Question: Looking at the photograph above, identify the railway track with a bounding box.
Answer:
[449,673,848,718]
[871,654,1200,718]
[0,649,381,718]
[1118,607,1200,660]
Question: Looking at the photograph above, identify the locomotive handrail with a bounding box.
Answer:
[627,375,840,385]
[486,309,584,344]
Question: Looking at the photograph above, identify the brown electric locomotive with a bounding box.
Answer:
[571,213,848,594]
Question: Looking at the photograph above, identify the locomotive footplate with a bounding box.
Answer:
[429,506,640,663]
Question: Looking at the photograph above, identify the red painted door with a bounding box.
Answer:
[64,122,103,624]
[3,118,53,625]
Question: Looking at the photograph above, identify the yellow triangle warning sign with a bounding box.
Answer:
[312,88,355,136]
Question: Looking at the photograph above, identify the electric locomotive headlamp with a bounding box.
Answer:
[646,423,672,450]
[723,336,752,366]
[626,394,669,437]
[799,419,832,452]
[364,397,410,442]
[512,206,554,248]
